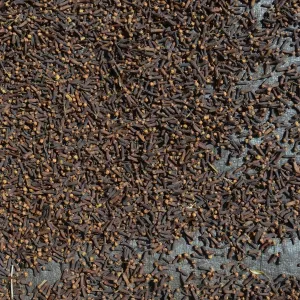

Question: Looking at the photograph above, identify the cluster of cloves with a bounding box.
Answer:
[0,0,300,298]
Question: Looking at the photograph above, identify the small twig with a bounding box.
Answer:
[37,280,47,290]
[208,162,218,174]
[10,265,14,300]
